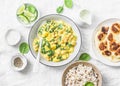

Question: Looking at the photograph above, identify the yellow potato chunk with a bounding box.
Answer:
[71,41,76,46]
[45,46,50,51]
[53,58,60,62]
[42,31,48,37]
[69,47,74,53]
[32,38,39,52]
[61,50,67,55]
[62,54,69,60]
[33,20,77,62]
[51,44,56,50]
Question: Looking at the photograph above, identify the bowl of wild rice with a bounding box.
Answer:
[62,61,102,86]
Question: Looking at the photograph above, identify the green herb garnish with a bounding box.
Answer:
[84,82,94,86]
[67,43,72,47]
[64,0,73,8]
[56,6,64,13]
[58,24,63,29]
[79,53,91,61]
[41,47,47,54]
[45,41,50,48]
[19,42,29,54]
[48,50,54,56]
[56,44,61,49]
[57,56,63,61]
[56,0,73,14]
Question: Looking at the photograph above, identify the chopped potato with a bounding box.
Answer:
[32,20,77,62]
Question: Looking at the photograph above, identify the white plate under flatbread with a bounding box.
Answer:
[93,18,120,66]
[95,22,120,62]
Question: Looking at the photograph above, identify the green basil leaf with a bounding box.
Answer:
[64,0,73,8]
[56,6,64,13]
[79,53,91,61]
[41,47,47,54]
[47,50,54,56]
[84,82,94,86]
[58,24,63,29]
[19,42,29,54]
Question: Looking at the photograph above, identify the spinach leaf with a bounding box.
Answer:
[79,53,91,61]
[67,43,72,47]
[57,56,63,61]
[58,36,61,41]
[56,6,64,13]
[84,82,94,86]
[42,39,46,47]
[47,50,54,56]
[38,27,43,34]
[45,41,50,48]
[19,42,29,54]
[56,44,61,49]
[58,24,63,29]
[41,47,47,54]
[66,29,71,33]
[50,39,55,42]
[46,20,51,23]
[64,0,73,8]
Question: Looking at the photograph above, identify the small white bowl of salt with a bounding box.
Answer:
[5,29,21,46]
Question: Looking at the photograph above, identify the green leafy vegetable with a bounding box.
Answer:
[46,20,51,23]
[46,41,50,48]
[19,42,29,54]
[84,82,94,86]
[56,0,73,13]
[58,36,61,41]
[58,24,63,29]
[64,0,73,8]
[47,50,54,56]
[42,39,46,47]
[56,6,64,13]
[79,53,91,61]
[57,56,63,61]
[38,27,43,34]
[56,44,61,49]
[41,47,47,54]
[67,43,72,47]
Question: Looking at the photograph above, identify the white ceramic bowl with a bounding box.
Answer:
[5,29,21,46]
[28,14,82,66]
[62,61,102,86]
[11,54,27,71]
[92,18,120,66]
[16,3,40,27]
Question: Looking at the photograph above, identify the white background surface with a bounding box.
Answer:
[0,0,120,86]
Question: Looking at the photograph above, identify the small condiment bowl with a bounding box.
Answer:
[79,9,93,26]
[16,3,40,27]
[11,54,27,71]
[5,29,21,46]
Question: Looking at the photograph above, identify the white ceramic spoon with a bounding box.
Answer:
[33,38,42,73]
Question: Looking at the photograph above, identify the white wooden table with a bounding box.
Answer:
[0,0,120,86]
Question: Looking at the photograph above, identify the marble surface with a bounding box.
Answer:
[0,0,120,86]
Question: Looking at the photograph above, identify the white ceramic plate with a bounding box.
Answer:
[92,18,120,66]
[28,14,82,66]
